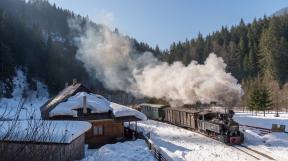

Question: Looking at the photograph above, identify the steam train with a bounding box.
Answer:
[138,104,244,145]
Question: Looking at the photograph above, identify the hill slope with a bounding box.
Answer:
[273,7,288,16]
[0,0,155,98]
[1,0,288,108]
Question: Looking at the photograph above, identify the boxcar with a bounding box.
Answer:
[139,104,168,120]
[163,107,199,129]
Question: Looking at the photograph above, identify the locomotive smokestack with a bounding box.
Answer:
[83,96,87,114]
[72,78,77,86]
[65,82,69,88]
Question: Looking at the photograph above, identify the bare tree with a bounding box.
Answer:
[0,100,77,161]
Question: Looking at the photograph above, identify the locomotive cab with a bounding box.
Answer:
[197,112,224,134]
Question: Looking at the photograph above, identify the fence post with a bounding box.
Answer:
[128,127,170,161]
[158,152,161,161]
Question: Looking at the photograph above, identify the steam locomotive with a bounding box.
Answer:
[138,104,244,145]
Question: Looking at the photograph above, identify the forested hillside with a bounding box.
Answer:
[0,0,153,98]
[1,0,288,108]
[163,16,288,83]
[160,12,288,108]
[273,7,288,16]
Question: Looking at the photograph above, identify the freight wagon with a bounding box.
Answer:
[139,104,244,145]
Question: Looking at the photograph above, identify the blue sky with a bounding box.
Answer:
[48,0,288,49]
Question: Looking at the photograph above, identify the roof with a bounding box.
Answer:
[49,92,112,117]
[40,84,147,121]
[138,103,169,109]
[0,120,91,144]
[110,102,147,121]
[164,107,200,113]
[40,83,91,118]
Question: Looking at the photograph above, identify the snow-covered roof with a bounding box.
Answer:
[48,91,147,121]
[110,102,147,121]
[139,103,169,108]
[0,120,91,144]
[49,92,112,117]
[40,83,91,117]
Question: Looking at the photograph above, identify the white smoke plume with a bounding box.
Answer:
[70,20,243,106]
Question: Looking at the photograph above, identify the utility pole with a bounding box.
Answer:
[275,91,279,117]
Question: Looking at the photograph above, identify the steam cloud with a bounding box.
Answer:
[70,20,243,106]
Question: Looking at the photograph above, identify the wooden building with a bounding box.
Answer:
[0,120,91,161]
[40,83,147,148]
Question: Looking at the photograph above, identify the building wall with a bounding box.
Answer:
[45,117,125,148]
[0,134,85,161]
[85,119,124,148]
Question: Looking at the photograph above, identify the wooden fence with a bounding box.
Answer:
[142,134,172,161]
[125,127,173,161]
[240,124,272,136]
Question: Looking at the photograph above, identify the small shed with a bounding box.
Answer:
[0,120,91,161]
[40,83,147,148]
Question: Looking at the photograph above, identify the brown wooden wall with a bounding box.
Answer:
[85,119,124,148]
[164,109,198,129]
[0,134,85,161]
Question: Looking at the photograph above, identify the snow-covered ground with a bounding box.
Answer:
[82,139,156,161]
[242,130,288,161]
[234,112,288,131]
[0,70,49,120]
[2,71,287,161]
[234,112,288,160]
[128,120,257,161]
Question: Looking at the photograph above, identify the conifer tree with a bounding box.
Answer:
[248,84,260,115]
[248,81,272,116]
[258,85,272,116]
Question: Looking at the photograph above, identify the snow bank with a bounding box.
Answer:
[82,139,155,161]
[234,112,288,131]
[127,120,257,161]
[0,70,49,120]
[49,92,111,117]
[242,129,288,160]
[235,112,288,160]
[0,120,91,143]
[110,102,147,121]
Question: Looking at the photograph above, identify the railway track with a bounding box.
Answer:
[191,129,276,160]
[232,144,275,160]
[159,120,277,160]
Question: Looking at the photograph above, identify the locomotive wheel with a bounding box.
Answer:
[219,135,229,144]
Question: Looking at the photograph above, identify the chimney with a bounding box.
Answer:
[72,78,77,86]
[83,96,87,114]
[65,82,69,88]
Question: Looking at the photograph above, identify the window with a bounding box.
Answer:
[93,125,103,136]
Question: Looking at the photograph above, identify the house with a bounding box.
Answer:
[0,120,91,161]
[40,83,147,148]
